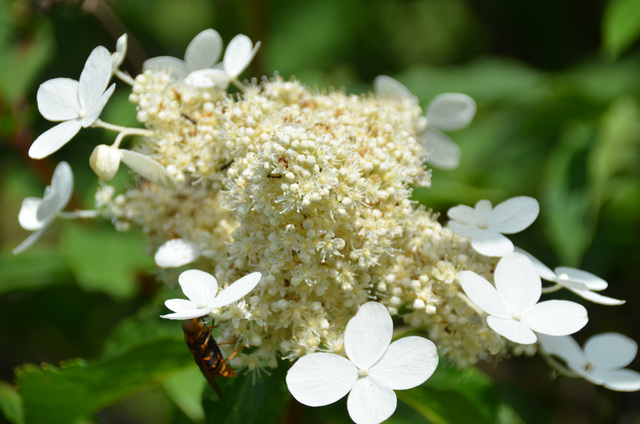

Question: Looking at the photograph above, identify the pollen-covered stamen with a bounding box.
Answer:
[358,368,369,378]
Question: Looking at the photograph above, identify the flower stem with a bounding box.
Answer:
[115,70,136,86]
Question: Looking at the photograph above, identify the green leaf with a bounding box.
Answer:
[397,362,499,424]
[541,124,597,266]
[162,365,207,423]
[60,224,154,300]
[16,340,191,424]
[588,97,640,208]
[0,249,72,294]
[202,362,290,424]
[603,0,640,58]
[0,381,24,424]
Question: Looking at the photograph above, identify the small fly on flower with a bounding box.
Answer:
[182,318,238,403]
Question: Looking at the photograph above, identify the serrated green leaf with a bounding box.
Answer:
[60,224,154,300]
[16,340,191,424]
[0,249,72,294]
[0,381,24,424]
[603,0,640,58]
[201,362,290,424]
[397,361,499,424]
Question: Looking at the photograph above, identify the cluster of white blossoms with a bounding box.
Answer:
[17,28,640,423]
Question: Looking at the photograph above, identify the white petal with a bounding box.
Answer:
[420,127,461,169]
[521,300,588,336]
[470,231,514,257]
[28,119,82,159]
[486,316,537,344]
[426,93,476,131]
[184,68,231,88]
[184,29,223,71]
[78,46,112,111]
[514,248,558,282]
[537,334,587,368]
[18,198,45,230]
[570,288,625,306]
[142,56,188,78]
[208,272,262,309]
[347,377,397,424]
[459,270,511,318]
[154,239,201,268]
[369,337,438,390]
[82,83,115,127]
[598,369,640,392]
[488,196,539,234]
[286,353,358,407]
[494,253,541,314]
[584,333,637,370]
[120,149,177,190]
[111,34,128,71]
[160,299,210,320]
[447,220,479,238]
[447,203,480,226]
[373,75,413,98]
[36,191,61,223]
[178,269,218,307]
[12,226,49,255]
[554,267,607,291]
[474,199,494,217]
[223,35,259,77]
[345,302,393,369]
[37,78,81,121]
[50,161,74,210]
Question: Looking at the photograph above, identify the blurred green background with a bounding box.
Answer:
[2,0,640,422]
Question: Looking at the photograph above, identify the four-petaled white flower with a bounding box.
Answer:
[374,75,475,169]
[459,252,588,345]
[13,162,74,255]
[286,302,438,424]
[143,29,223,80]
[447,196,539,257]
[538,333,640,392]
[517,249,625,306]
[89,144,177,190]
[184,34,261,89]
[161,270,262,320]
[29,46,115,159]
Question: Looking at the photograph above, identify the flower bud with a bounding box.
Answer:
[90,144,122,181]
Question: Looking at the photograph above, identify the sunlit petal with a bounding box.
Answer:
[494,252,540,314]
[521,300,588,336]
[426,93,476,130]
[584,333,637,370]
[345,302,393,369]
[369,337,438,390]
[155,239,201,268]
[178,269,218,307]
[486,316,537,344]
[459,270,511,318]
[185,29,223,71]
[78,46,112,110]
[37,78,80,121]
[286,353,358,407]
[208,272,262,309]
[347,377,397,424]
[28,119,82,159]
[488,196,539,234]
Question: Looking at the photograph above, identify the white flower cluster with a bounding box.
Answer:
[17,28,640,423]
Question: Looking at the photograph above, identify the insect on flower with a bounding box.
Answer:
[182,318,238,403]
